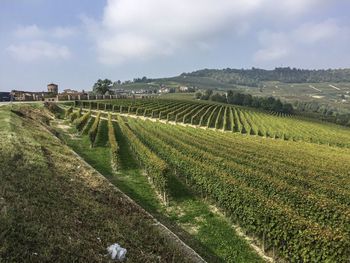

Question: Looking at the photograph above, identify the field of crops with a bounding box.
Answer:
[66,104,350,262]
[0,105,203,263]
[74,99,350,148]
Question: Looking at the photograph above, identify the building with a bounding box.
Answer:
[159,87,170,93]
[179,86,189,92]
[57,89,88,101]
[62,89,78,94]
[0,92,11,102]
[11,83,59,101]
[11,90,46,101]
[47,83,58,95]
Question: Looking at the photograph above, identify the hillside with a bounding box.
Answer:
[2,100,350,262]
[0,105,204,262]
[56,104,266,262]
[115,68,350,122]
[75,99,350,148]
[181,67,350,86]
[60,98,350,262]
[117,67,350,90]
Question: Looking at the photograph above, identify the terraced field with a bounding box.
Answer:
[74,99,350,148]
[65,100,350,262]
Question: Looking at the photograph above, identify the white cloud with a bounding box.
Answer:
[14,25,44,38]
[92,0,333,64]
[254,31,292,62]
[14,24,77,39]
[268,0,328,15]
[8,24,77,62]
[254,46,291,62]
[7,41,71,62]
[51,26,77,38]
[254,19,347,63]
[293,19,341,44]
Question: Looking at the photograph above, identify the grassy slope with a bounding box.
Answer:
[0,105,200,263]
[57,116,264,263]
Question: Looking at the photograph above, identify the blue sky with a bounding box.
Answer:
[1,0,350,92]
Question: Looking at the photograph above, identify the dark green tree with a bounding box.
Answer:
[272,99,283,112]
[93,79,113,95]
[194,92,202,99]
[200,89,213,100]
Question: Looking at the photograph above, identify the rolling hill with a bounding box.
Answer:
[60,97,350,262]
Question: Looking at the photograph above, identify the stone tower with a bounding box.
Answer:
[47,83,58,95]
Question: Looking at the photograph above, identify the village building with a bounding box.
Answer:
[179,86,189,92]
[11,83,59,101]
[0,92,11,102]
[62,89,79,94]
[159,87,170,93]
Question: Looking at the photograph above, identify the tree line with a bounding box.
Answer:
[183,67,350,86]
[195,90,294,114]
[294,101,350,127]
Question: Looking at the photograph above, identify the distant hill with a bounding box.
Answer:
[118,67,350,91]
[180,67,350,87]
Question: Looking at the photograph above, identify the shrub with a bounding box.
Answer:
[88,112,101,147]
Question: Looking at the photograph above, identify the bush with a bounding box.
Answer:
[73,110,91,131]
[88,112,101,147]
[108,113,119,172]
[65,107,73,118]
[69,108,82,122]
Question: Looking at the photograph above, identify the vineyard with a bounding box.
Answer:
[0,105,203,263]
[62,100,350,262]
[74,99,350,148]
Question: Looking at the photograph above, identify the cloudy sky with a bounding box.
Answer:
[0,0,349,92]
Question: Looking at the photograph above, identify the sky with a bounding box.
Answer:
[0,0,350,92]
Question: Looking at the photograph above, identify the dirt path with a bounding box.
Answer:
[309,85,322,92]
[329,84,341,91]
[85,109,213,131]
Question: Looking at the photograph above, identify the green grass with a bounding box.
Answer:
[60,120,162,213]
[56,116,264,263]
[94,119,109,147]
[166,176,264,263]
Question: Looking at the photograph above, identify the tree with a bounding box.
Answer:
[242,94,253,106]
[251,97,261,108]
[272,99,283,112]
[200,89,213,100]
[210,93,226,103]
[205,89,213,97]
[93,79,113,95]
[194,92,202,99]
[231,93,245,105]
[282,103,294,114]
